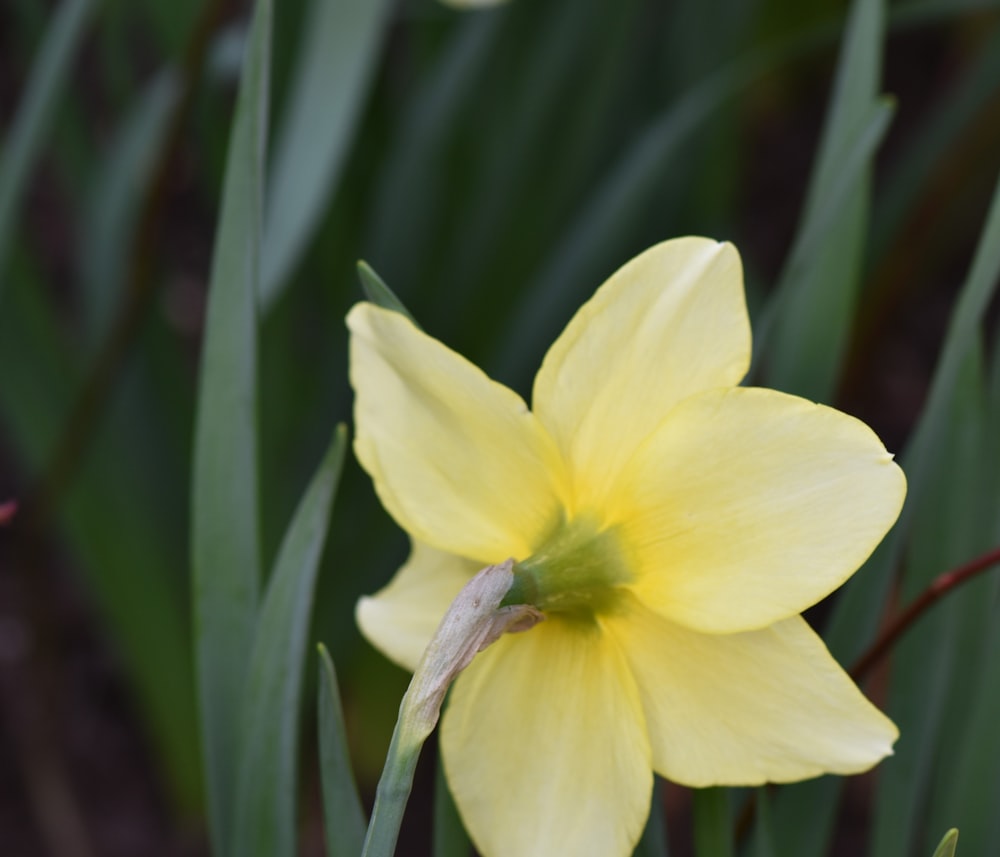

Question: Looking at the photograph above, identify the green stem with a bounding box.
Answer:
[359,560,541,857]
[361,708,426,857]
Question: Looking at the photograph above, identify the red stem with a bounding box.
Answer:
[850,544,1000,681]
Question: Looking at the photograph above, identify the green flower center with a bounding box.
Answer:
[504,516,632,617]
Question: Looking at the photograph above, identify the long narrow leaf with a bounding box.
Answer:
[871,347,988,857]
[233,426,348,857]
[771,168,1000,857]
[357,260,417,325]
[261,0,390,309]
[758,0,886,401]
[318,644,366,857]
[490,23,838,381]
[0,0,99,298]
[79,70,180,346]
[191,0,272,852]
[931,830,959,857]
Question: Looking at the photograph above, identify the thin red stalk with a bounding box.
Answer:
[736,543,1000,847]
[850,543,1000,681]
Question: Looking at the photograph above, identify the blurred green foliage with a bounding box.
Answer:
[2,0,1000,854]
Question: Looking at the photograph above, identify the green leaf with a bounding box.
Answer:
[772,167,1000,857]
[870,346,988,857]
[489,21,840,381]
[318,644,366,857]
[260,0,390,309]
[233,426,348,857]
[871,27,1000,262]
[693,788,733,857]
[758,0,887,401]
[0,0,99,300]
[366,14,500,290]
[433,753,470,857]
[357,260,418,324]
[190,0,272,852]
[931,830,959,857]
[78,69,180,347]
[894,174,1000,514]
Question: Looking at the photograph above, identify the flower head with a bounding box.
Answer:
[348,237,905,857]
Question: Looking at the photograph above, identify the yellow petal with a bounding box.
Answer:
[441,617,652,857]
[614,387,906,633]
[348,304,567,563]
[604,597,898,785]
[356,541,480,672]
[533,238,750,512]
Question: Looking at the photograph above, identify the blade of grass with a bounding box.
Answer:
[233,426,347,857]
[78,69,181,347]
[870,26,1000,262]
[757,0,887,401]
[488,21,839,382]
[318,644,367,857]
[920,338,1000,855]
[260,0,390,309]
[870,347,988,857]
[357,260,417,324]
[754,99,893,386]
[190,0,272,852]
[770,167,1000,857]
[931,830,959,857]
[0,0,99,301]
[365,13,500,294]
[926,617,1000,853]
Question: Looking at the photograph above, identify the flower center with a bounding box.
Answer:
[504,516,632,617]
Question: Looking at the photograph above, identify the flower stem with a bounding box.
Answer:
[361,718,424,857]
[360,560,542,857]
[850,543,1000,681]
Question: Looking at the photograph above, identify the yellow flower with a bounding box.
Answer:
[349,237,905,857]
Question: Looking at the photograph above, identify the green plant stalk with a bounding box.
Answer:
[361,712,426,857]
[361,560,541,857]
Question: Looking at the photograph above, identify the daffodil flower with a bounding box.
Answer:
[348,237,905,857]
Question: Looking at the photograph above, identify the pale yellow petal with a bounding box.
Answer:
[533,238,750,512]
[604,597,898,785]
[348,304,567,563]
[356,541,480,673]
[441,617,652,857]
[612,387,906,633]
